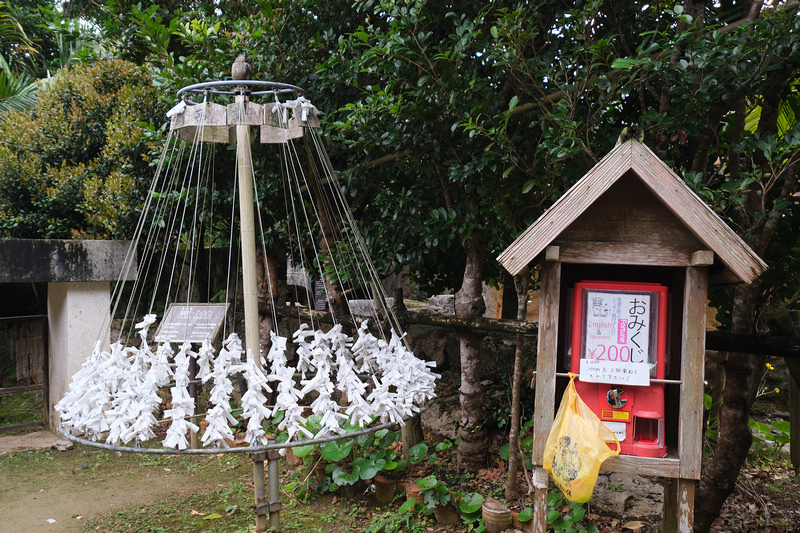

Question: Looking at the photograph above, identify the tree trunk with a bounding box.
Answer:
[506,266,529,498]
[456,233,488,471]
[695,283,764,532]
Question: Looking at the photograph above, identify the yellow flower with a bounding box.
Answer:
[766,363,775,371]
[775,388,780,394]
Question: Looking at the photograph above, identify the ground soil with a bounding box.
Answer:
[2,429,798,532]
[0,430,246,533]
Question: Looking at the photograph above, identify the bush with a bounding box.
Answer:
[0,59,161,239]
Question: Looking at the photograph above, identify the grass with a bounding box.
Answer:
[1,442,378,533]
[0,389,45,427]
[85,480,255,532]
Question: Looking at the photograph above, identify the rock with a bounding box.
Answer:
[406,325,459,371]
[52,439,74,452]
[592,473,663,517]
[427,295,455,315]
[421,395,459,441]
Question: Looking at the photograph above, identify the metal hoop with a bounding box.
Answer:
[176,80,305,105]
[56,401,431,455]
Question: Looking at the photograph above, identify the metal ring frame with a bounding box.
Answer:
[176,80,305,104]
[57,401,432,455]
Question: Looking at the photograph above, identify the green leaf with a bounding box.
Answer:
[408,442,428,463]
[435,440,453,452]
[332,464,361,485]
[499,443,510,461]
[518,508,533,522]
[398,498,417,513]
[203,513,223,520]
[611,57,646,70]
[415,475,439,490]
[359,458,385,480]
[522,179,536,194]
[772,420,790,435]
[320,439,353,461]
[459,492,484,514]
[292,444,316,458]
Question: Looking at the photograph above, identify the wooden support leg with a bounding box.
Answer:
[533,486,548,533]
[663,478,677,532]
[663,478,695,532]
[531,467,548,533]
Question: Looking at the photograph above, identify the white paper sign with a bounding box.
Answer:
[602,421,627,442]
[580,290,653,386]
[579,358,650,386]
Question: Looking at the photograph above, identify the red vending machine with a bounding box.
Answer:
[570,281,668,458]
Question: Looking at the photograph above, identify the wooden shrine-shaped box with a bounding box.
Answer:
[498,138,767,532]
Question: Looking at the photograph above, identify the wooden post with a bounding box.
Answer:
[680,265,707,480]
[531,253,561,533]
[791,372,799,473]
[234,65,271,532]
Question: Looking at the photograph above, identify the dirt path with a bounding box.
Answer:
[0,431,246,533]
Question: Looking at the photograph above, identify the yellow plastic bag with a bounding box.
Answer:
[542,373,620,503]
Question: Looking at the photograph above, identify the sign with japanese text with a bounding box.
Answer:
[155,303,229,343]
[578,290,653,386]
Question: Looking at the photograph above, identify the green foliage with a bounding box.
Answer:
[749,418,791,464]
[0,58,160,239]
[283,421,407,498]
[0,53,37,113]
[546,491,599,533]
[415,474,452,510]
[364,508,427,533]
[459,492,485,531]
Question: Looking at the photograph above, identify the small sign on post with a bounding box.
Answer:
[578,289,654,387]
[155,303,229,343]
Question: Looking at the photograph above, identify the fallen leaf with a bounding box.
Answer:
[75,516,83,520]
[190,510,205,516]
[203,513,223,520]
[623,520,644,529]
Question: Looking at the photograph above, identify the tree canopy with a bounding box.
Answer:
[0,59,161,238]
[1,1,799,530]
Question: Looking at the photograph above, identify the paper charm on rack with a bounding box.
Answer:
[200,334,241,448]
[162,342,199,450]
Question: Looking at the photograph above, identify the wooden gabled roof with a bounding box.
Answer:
[497,138,767,284]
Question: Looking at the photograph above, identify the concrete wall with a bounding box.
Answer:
[0,239,134,429]
[47,281,111,425]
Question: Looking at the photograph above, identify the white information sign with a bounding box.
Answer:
[579,290,653,386]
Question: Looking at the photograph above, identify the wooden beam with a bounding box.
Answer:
[601,454,681,478]
[275,306,539,335]
[690,250,714,266]
[555,241,697,266]
[705,331,800,359]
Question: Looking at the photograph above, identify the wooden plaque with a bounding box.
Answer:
[155,303,229,343]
